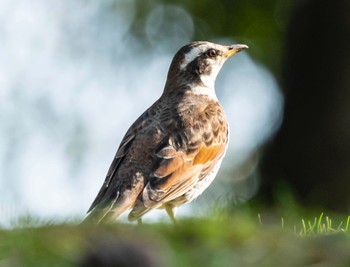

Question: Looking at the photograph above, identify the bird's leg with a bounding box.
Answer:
[137,218,142,225]
[165,205,178,224]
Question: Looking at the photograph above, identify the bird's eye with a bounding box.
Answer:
[207,49,217,58]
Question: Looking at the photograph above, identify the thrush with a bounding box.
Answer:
[85,41,248,224]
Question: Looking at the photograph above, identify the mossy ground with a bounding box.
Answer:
[1,210,350,267]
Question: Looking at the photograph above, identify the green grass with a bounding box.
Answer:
[1,210,350,267]
[295,213,350,236]
[257,212,350,236]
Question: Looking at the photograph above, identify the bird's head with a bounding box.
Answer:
[164,41,248,93]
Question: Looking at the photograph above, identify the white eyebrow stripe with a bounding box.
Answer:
[180,46,204,70]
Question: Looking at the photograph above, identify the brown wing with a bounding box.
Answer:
[86,132,135,213]
[150,141,226,201]
[128,120,228,220]
[84,101,164,223]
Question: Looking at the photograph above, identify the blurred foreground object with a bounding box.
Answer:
[79,238,164,267]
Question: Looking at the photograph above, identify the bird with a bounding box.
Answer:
[85,41,248,224]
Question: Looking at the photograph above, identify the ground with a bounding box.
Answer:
[1,208,350,267]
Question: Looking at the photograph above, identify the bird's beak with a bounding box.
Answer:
[224,44,249,58]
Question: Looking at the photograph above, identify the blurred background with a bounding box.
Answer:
[0,0,349,226]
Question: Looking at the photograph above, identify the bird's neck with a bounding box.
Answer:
[189,83,218,101]
[163,77,218,102]
[164,67,217,98]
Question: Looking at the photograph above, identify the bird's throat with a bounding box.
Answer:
[191,84,218,100]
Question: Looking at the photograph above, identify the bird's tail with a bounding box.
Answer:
[82,194,122,224]
[83,185,145,224]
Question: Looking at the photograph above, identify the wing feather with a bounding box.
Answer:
[86,103,158,215]
[86,133,135,213]
[129,137,227,220]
